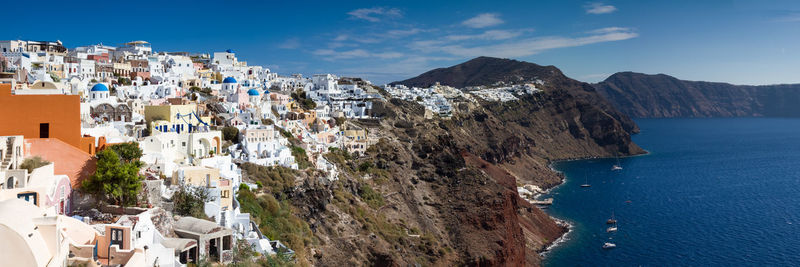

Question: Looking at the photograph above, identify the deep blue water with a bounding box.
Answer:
[543,118,800,266]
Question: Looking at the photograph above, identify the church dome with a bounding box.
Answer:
[90,83,108,92]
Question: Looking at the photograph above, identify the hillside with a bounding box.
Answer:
[392,56,562,88]
[392,56,640,134]
[593,72,800,118]
[286,57,645,266]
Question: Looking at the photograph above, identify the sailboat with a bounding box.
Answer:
[606,211,617,224]
[580,173,591,187]
[611,153,623,171]
[606,222,618,233]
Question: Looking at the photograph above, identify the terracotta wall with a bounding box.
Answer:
[0,84,91,154]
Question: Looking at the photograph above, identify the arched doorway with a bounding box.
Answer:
[212,136,221,155]
[198,138,211,158]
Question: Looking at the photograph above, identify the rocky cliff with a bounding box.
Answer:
[594,72,800,118]
[278,57,645,266]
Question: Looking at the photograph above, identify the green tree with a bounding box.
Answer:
[334,117,346,127]
[222,126,239,143]
[81,149,143,206]
[172,186,215,219]
[117,77,131,85]
[301,98,316,110]
[108,142,143,164]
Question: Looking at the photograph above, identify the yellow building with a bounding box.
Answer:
[197,69,213,80]
[172,166,220,187]
[144,104,212,133]
[171,166,232,210]
[217,179,233,211]
[340,125,369,155]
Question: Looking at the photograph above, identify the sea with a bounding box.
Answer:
[542,118,800,266]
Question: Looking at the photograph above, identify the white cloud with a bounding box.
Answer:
[462,13,504,28]
[588,27,629,34]
[432,27,638,58]
[408,40,451,54]
[446,30,525,41]
[374,52,405,59]
[337,56,456,84]
[333,34,349,41]
[386,28,422,37]
[585,3,617,14]
[278,38,300,49]
[347,7,402,22]
[313,49,404,60]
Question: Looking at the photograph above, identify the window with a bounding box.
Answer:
[6,177,15,189]
[17,192,37,206]
[39,123,49,138]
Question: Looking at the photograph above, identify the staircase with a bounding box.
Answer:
[0,137,14,170]
[219,207,228,227]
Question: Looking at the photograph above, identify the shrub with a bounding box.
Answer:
[222,126,239,143]
[237,188,312,258]
[20,156,50,173]
[172,186,214,219]
[359,184,384,209]
[239,163,296,198]
[172,186,215,219]
[291,146,311,169]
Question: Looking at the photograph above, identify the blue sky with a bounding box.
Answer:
[4,0,800,85]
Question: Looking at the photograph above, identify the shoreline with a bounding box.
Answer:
[534,151,650,258]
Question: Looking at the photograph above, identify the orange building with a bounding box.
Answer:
[0,84,95,154]
[26,138,96,188]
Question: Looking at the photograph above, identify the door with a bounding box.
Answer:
[39,123,49,138]
[110,228,124,249]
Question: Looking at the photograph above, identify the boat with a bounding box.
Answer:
[603,242,616,249]
[580,173,591,187]
[606,211,617,224]
[611,154,623,171]
[606,223,618,233]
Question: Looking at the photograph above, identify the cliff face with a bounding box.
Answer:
[292,58,644,266]
[594,72,800,118]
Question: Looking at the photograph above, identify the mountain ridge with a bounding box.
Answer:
[593,72,800,118]
[391,56,640,134]
[391,56,561,88]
